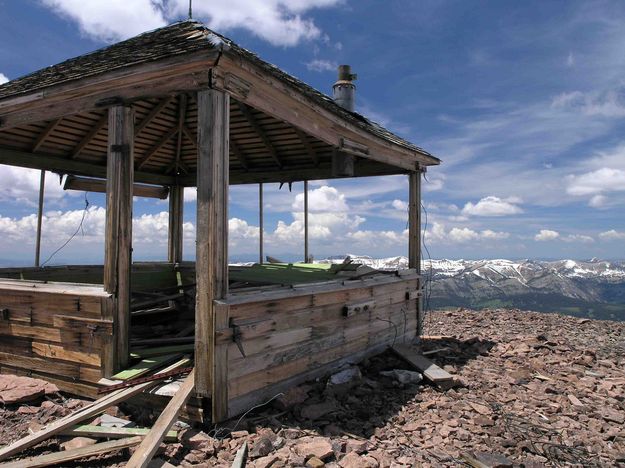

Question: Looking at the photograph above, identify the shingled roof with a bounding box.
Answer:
[0,20,438,162]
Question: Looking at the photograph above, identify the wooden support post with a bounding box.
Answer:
[259,182,264,264]
[408,168,423,335]
[168,185,184,263]
[34,170,45,267]
[195,89,229,420]
[304,180,309,263]
[104,105,134,371]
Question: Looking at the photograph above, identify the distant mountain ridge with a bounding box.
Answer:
[319,255,625,320]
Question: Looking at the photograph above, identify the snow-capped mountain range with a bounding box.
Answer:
[319,255,625,320]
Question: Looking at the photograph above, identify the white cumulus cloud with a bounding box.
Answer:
[40,0,167,42]
[599,230,625,240]
[305,59,337,72]
[534,229,560,241]
[461,196,523,217]
[41,0,343,46]
[566,167,625,196]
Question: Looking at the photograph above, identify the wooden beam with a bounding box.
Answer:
[168,185,184,263]
[64,175,169,199]
[230,138,249,171]
[408,169,422,335]
[0,147,176,185]
[71,113,108,159]
[332,150,354,177]
[195,89,229,418]
[392,344,454,385]
[304,180,309,263]
[104,105,134,370]
[213,56,439,170]
[0,51,218,129]
[259,183,263,264]
[126,371,194,468]
[135,97,174,136]
[34,170,45,267]
[169,94,189,176]
[62,425,178,442]
[32,119,61,153]
[0,437,142,468]
[236,101,282,168]
[294,128,319,166]
[181,124,197,150]
[137,126,178,170]
[0,358,189,462]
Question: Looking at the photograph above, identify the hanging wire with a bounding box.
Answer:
[40,192,90,267]
[421,173,434,333]
[207,392,284,439]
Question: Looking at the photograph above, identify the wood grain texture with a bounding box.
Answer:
[104,105,134,370]
[195,89,229,403]
[126,371,194,468]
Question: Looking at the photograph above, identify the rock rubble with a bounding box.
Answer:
[0,308,623,466]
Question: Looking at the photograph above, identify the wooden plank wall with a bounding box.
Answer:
[0,280,112,398]
[224,273,419,417]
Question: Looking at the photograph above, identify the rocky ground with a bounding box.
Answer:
[1,308,624,467]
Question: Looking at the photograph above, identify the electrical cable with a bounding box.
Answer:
[208,392,285,439]
[40,191,90,267]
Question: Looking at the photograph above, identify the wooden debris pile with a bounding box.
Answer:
[0,358,194,468]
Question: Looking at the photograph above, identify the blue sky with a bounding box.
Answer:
[0,0,624,265]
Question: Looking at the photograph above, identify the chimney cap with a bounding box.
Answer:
[337,64,357,82]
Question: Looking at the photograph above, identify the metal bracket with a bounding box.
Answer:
[110,144,130,155]
[230,319,246,357]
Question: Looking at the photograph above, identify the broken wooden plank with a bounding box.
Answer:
[391,344,453,384]
[0,358,189,461]
[111,354,183,381]
[231,441,248,468]
[126,371,195,468]
[131,293,184,311]
[62,424,177,442]
[0,436,142,468]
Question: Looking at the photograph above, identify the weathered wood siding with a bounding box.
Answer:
[0,279,112,398]
[223,273,419,417]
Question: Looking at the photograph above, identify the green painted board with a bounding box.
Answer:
[112,353,182,381]
[63,425,178,442]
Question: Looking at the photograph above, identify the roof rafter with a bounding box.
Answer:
[32,118,62,153]
[135,96,174,136]
[230,138,249,171]
[137,126,178,169]
[236,101,282,169]
[71,113,107,160]
[169,94,189,175]
[293,128,319,167]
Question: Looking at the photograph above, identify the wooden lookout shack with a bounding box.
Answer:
[0,21,440,422]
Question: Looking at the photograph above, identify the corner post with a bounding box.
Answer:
[408,168,423,335]
[304,180,309,263]
[34,170,45,267]
[259,183,264,264]
[104,105,134,370]
[195,89,230,420]
[168,185,184,263]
